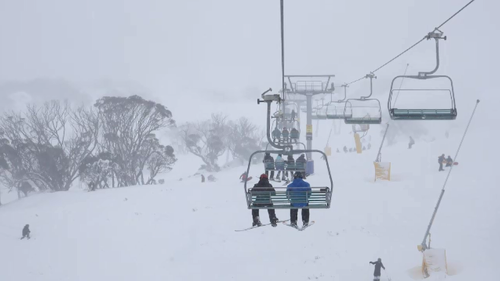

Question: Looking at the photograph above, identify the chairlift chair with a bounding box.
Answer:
[326,84,351,119]
[315,105,329,120]
[344,73,382,125]
[244,149,334,209]
[388,30,457,120]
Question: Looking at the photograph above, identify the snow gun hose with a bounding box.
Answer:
[421,99,480,250]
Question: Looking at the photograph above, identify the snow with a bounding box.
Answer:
[1,99,498,281]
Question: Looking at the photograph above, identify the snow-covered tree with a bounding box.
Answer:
[94,95,175,186]
[180,113,229,172]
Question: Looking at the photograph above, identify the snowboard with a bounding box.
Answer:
[235,219,290,232]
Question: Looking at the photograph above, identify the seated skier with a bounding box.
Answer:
[286,172,311,228]
[251,174,279,227]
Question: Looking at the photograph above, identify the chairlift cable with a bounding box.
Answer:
[436,0,475,30]
[280,0,286,101]
[345,0,475,87]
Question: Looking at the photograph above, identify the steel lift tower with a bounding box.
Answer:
[283,75,335,162]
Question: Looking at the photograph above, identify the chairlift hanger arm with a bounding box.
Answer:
[419,30,447,77]
[343,0,475,87]
[360,73,376,99]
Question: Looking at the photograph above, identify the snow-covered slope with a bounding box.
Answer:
[1,99,497,281]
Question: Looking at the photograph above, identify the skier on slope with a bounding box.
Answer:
[286,172,311,228]
[445,155,453,167]
[251,174,279,227]
[240,171,252,182]
[369,258,385,281]
[438,154,445,171]
[409,136,415,149]
[21,224,30,240]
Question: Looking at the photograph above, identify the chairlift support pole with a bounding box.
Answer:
[284,75,335,160]
[375,123,390,162]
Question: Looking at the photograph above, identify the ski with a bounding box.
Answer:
[283,220,315,231]
[235,219,290,232]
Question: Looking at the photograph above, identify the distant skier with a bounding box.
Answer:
[367,143,372,150]
[369,258,385,281]
[251,174,279,227]
[201,174,205,183]
[21,224,30,240]
[438,154,445,171]
[239,172,252,182]
[445,155,453,167]
[291,109,296,121]
[343,146,348,153]
[286,172,311,228]
[409,136,415,149]
[336,148,340,153]
[275,154,285,181]
[263,152,275,179]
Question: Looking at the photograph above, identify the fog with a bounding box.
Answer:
[0,0,498,123]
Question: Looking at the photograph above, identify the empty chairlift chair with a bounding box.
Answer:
[344,73,382,125]
[326,84,350,119]
[316,105,328,120]
[388,29,457,120]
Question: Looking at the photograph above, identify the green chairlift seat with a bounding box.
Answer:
[390,108,457,120]
[244,149,334,210]
[247,187,331,209]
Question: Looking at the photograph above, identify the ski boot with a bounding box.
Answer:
[290,221,298,228]
[271,217,279,227]
[303,220,309,227]
[252,217,262,227]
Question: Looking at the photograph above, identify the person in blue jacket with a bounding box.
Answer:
[286,172,311,227]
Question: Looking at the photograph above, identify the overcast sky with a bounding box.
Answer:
[0,0,497,122]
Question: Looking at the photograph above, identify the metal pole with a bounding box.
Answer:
[420,100,480,250]
[306,94,313,160]
[375,123,389,162]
